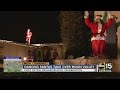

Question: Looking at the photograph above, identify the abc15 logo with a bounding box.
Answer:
[98,62,112,70]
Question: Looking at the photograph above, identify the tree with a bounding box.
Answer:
[83,11,94,56]
[59,11,94,58]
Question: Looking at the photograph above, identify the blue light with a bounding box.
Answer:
[3,56,21,59]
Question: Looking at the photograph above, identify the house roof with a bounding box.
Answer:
[0,39,64,48]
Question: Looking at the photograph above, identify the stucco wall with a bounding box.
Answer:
[0,42,34,59]
[0,41,66,61]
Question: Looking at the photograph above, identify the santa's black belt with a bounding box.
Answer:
[92,33,100,34]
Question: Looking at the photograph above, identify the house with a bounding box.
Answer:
[0,39,65,61]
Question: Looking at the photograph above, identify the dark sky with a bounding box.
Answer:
[0,11,61,44]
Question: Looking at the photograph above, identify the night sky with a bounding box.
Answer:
[0,11,61,44]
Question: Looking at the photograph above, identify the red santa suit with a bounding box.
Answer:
[84,14,114,57]
[26,29,32,45]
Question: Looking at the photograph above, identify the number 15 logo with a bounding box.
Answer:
[106,63,112,69]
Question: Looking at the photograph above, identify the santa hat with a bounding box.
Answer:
[95,15,103,20]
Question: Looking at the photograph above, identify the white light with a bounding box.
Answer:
[23,57,27,61]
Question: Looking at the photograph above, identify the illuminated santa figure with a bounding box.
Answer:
[26,29,32,45]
